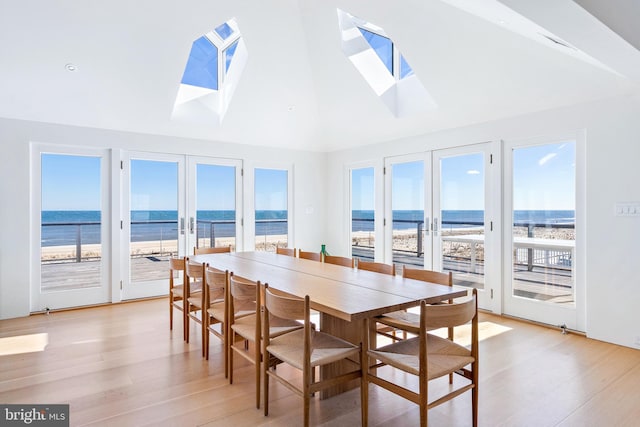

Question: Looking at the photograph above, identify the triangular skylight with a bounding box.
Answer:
[172,18,248,125]
[337,9,436,117]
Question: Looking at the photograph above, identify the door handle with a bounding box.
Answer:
[180,217,185,235]
[189,217,195,234]
[433,217,439,236]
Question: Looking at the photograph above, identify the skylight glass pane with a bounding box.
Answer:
[215,22,234,41]
[181,36,218,90]
[358,28,393,75]
[400,55,414,79]
[224,39,239,72]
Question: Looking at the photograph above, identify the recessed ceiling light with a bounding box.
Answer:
[65,63,78,72]
[498,19,508,25]
[287,105,295,112]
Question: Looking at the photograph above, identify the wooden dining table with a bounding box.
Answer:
[192,250,468,398]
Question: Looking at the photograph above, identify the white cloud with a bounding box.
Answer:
[467,169,480,175]
[538,153,556,166]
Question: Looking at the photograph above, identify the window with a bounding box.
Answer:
[181,36,219,90]
[337,9,436,117]
[173,18,247,124]
[358,28,393,75]
[351,167,376,259]
[255,168,289,252]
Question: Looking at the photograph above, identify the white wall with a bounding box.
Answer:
[326,92,640,349]
[0,118,326,319]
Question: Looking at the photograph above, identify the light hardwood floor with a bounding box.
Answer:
[1,299,639,426]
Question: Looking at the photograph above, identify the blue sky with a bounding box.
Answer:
[41,154,101,210]
[130,159,178,210]
[351,141,575,212]
[255,168,287,210]
[513,142,575,210]
[42,142,574,213]
[196,164,236,210]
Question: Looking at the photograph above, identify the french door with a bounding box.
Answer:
[432,144,497,310]
[187,157,243,254]
[384,143,496,310]
[503,135,584,331]
[122,153,242,300]
[31,146,111,311]
[384,153,430,268]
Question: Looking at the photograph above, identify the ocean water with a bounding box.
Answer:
[41,210,289,247]
[352,210,575,232]
[41,209,574,246]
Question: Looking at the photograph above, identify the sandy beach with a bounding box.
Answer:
[41,235,289,261]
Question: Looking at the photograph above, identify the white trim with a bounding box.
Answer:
[502,131,585,331]
[122,151,185,300]
[30,143,112,311]
[251,163,294,251]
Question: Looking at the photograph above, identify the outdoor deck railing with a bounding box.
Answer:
[352,217,575,271]
[42,217,573,272]
[41,218,288,262]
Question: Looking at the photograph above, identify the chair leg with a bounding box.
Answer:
[360,340,368,427]
[263,353,270,416]
[472,361,478,427]
[185,308,190,343]
[303,392,310,427]
[229,332,234,384]
[169,298,173,330]
[255,345,261,409]
[202,315,207,359]
[202,321,207,359]
[223,327,228,378]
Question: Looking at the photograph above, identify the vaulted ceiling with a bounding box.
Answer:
[1,0,639,151]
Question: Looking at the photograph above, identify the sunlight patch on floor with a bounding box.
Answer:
[0,332,48,356]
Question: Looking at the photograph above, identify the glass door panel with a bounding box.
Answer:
[435,152,486,289]
[255,168,289,252]
[34,149,110,310]
[351,167,375,260]
[432,143,496,311]
[384,155,429,270]
[504,139,580,329]
[124,154,184,299]
[188,158,242,254]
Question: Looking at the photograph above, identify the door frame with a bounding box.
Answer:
[30,143,112,311]
[121,151,186,300]
[345,160,384,261]
[431,142,500,312]
[383,152,432,268]
[502,131,586,331]
[186,156,244,254]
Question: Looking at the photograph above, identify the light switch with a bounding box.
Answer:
[615,202,640,216]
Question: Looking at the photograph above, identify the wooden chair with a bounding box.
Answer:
[194,245,232,255]
[323,255,354,268]
[365,289,478,427]
[228,276,303,408]
[169,257,186,340]
[376,268,453,341]
[357,259,395,275]
[204,265,229,369]
[276,247,296,257]
[298,250,321,262]
[357,260,398,342]
[262,285,365,427]
[184,258,204,349]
